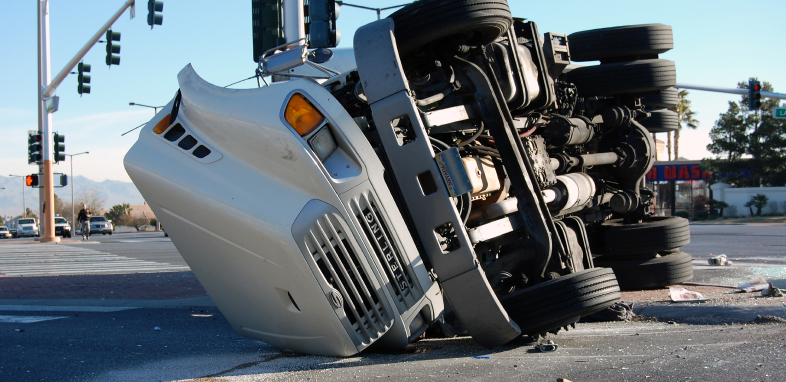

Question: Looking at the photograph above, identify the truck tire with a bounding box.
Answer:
[568,24,673,62]
[567,59,676,96]
[593,251,694,290]
[641,87,679,109]
[389,0,513,57]
[603,216,690,256]
[500,268,621,336]
[640,109,679,133]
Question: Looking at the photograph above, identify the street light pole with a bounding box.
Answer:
[9,175,27,218]
[65,152,89,231]
[129,102,165,114]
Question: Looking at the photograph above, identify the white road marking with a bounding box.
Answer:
[0,244,190,276]
[0,315,68,323]
[0,305,139,312]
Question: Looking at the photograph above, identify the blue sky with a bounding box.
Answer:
[2,0,784,183]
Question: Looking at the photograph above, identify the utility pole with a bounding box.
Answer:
[36,0,137,242]
[9,175,28,218]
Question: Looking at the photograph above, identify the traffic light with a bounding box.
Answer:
[252,0,285,62]
[77,62,90,95]
[60,174,68,187]
[307,0,340,49]
[28,132,42,164]
[53,133,65,163]
[748,80,762,111]
[106,30,121,66]
[26,174,39,187]
[147,1,163,28]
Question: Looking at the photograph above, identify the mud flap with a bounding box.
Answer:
[354,19,520,347]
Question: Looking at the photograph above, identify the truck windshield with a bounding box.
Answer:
[18,219,35,225]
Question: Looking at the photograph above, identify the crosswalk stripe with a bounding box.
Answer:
[0,244,190,276]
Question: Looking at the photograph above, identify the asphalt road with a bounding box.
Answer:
[1,224,785,381]
[683,223,786,289]
[1,305,784,382]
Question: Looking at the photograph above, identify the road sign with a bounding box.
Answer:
[775,107,786,119]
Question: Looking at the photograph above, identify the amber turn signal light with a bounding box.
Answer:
[285,94,324,136]
[153,114,172,134]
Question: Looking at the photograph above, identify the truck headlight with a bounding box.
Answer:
[309,127,337,161]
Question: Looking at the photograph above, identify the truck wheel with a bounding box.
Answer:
[593,251,694,290]
[500,268,620,336]
[603,216,690,255]
[389,0,513,57]
[567,59,676,96]
[639,109,679,133]
[641,87,678,109]
[568,24,673,62]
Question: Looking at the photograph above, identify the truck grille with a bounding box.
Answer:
[348,192,422,313]
[304,213,391,345]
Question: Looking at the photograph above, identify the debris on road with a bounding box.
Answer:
[738,277,770,293]
[669,286,707,302]
[751,315,786,324]
[708,253,733,266]
[581,301,636,322]
[761,284,784,298]
[537,340,559,353]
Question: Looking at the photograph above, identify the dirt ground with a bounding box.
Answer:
[622,284,786,307]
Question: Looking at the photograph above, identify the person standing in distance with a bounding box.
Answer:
[77,203,91,240]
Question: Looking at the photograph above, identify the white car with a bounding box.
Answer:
[16,218,39,237]
[0,226,11,239]
[54,217,72,238]
[89,216,113,235]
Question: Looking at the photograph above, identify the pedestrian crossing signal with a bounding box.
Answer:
[26,174,39,187]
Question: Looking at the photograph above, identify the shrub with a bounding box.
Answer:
[694,210,710,220]
[674,211,690,219]
[747,194,769,216]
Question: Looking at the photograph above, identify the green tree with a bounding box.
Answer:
[24,208,38,220]
[671,90,699,160]
[104,203,132,225]
[707,199,729,217]
[704,79,786,187]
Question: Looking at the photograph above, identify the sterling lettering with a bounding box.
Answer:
[360,208,410,295]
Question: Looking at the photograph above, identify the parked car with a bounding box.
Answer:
[89,216,113,235]
[54,217,72,238]
[125,0,691,356]
[0,226,11,239]
[15,218,39,237]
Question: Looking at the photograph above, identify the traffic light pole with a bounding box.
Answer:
[37,0,57,242]
[676,83,786,101]
[37,0,136,242]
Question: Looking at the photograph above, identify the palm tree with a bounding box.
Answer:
[671,90,700,160]
[751,194,769,216]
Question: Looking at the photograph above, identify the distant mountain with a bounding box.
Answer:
[0,175,144,218]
